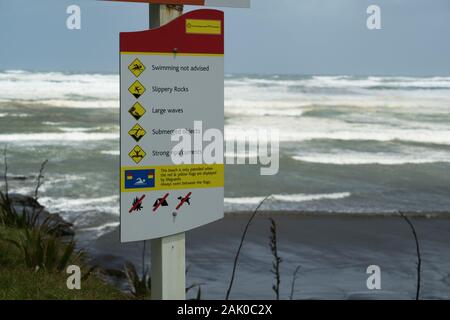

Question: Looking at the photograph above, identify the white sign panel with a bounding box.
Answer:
[120,9,225,242]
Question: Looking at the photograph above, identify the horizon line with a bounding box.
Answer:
[1,68,450,78]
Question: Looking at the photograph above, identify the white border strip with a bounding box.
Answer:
[205,0,250,8]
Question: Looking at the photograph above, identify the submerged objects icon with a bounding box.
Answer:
[128,123,146,142]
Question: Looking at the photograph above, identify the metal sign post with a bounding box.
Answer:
[149,4,185,300]
[108,0,249,300]
[149,4,184,29]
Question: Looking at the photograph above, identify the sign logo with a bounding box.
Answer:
[186,19,222,35]
[128,102,146,121]
[125,169,155,190]
[128,145,147,164]
[128,58,146,77]
[129,195,146,213]
[129,80,146,99]
[128,124,146,142]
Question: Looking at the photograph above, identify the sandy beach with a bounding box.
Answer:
[87,213,450,300]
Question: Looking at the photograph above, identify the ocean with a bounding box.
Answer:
[1,70,450,299]
[1,71,450,237]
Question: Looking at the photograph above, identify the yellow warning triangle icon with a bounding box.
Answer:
[128,124,146,142]
[128,145,146,164]
[129,80,146,99]
[128,102,146,121]
[128,58,146,77]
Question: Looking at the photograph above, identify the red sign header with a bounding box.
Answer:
[120,9,224,55]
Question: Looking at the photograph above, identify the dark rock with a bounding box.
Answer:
[97,267,127,279]
[0,175,32,182]
[4,193,43,209]
[0,193,75,237]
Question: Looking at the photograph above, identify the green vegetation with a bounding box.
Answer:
[0,225,128,300]
[0,152,129,300]
[124,261,152,299]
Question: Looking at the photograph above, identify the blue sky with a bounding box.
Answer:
[1,0,450,75]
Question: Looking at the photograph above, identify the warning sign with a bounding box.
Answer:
[121,164,224,192]
[124,169,155,190]
[153,193,170,212]
[176,192,192,210]
[128,102,146,121]
[128,58,146,77]
[129,195,146,213]
[128,145,146,164]
[128,123,146,142]
[128,80,146,99]
[120,9,224,242]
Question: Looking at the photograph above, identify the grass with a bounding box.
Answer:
[0,225,129,300]
[0,151,129,300]
[269,218,282,300]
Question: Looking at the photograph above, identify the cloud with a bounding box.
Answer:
[1,0,450,75]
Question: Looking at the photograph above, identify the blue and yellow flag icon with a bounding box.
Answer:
[124,169,155,190]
